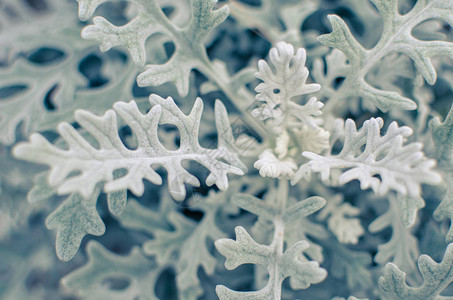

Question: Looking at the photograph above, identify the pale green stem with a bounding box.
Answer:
[268,178,289,299]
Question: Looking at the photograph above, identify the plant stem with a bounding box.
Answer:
[268,178,288,299]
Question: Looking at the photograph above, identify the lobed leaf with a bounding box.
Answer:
[317,0,453,111]
[13,96,245,201]
[379,243,453,300]
[294,117,441,197]
[62,241,160,299]
[46,189,104,261]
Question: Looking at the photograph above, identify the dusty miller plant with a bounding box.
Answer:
[2,0,453,299]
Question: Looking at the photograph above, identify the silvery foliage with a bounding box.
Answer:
[2,0,453,299]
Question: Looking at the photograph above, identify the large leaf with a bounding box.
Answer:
[379,243,453,300]
[318,0,453,111]
[62,241,161,300]
[294,117,441,197]
[13,96,245,201]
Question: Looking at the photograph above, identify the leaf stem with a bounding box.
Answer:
[268,178,289,299]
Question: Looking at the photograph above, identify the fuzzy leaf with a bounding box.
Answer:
[76,0,110,21]
[0,57,85,145]
[143,210,224,300]
[282,196,326,225]
[430,103,453,165]
[45,188,104,261]
[116,198,171,233]
[215,226,326,299]
[434,172,453,243]
[430,103,453,242]
[252,41,322,132]
[82,15,162,65]
[233,194,278,221]
[254,149,298,179]
[228,0,319,48]
[13,95,245,201]
[80,0,229,96]
[369,195,419,273]
[395,194,425,228]
[107,189,127,216]
[317,0,453,111]
[28,172,58,204]
[295,117,441,197]
[280,240,327,289]
[317,195,364,244]
[328,241,373,290]
[379,243,453,300]
[62,241,160,299]
[215,226,273,270]
[318,15,366,67]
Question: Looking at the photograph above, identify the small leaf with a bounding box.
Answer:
[76,0,109,21]
[215,226,272,270]
[107,189,127,216]
[46,189,104,261]
[430,103,453,165]
[233,194,277,221]
[280,241,327,289]
[62,241,160,299]
[28,172,57,204]
[282,196,326,224]
[318,15,366,66]
[395,194,425,228]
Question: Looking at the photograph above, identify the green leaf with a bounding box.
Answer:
[318,15,366,67]
[62,241,160,299]
[369,195,419,273]
[143,210,224,300]
[433,172,453,243]
[233,194,277,221]
[0,58,85,145]
[379,243,453,300]
[76,0,110,21]
[215,226,273,270]
[395,194,425,228]
[430,103,453,165]
[317,0,453,111]
[13,96,245,201]
[116,198,172,233]
[80,0,229,96]
[215,226,326,299]
[295,118,441,197]
[46,188,104,261]
[28,172,58,204]
[282,196,325,225]
[107,189,127,216]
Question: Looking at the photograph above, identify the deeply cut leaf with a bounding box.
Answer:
[13,95,245,201]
